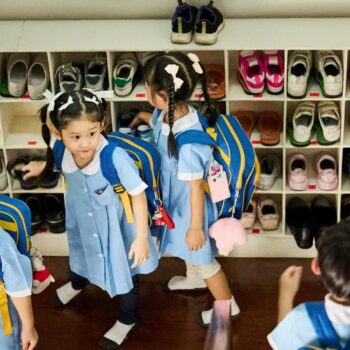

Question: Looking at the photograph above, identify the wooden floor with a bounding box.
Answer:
[32,257,326,350]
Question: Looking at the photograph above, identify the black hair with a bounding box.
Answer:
[316,220,350,300]
[143,52,218,157]
[40,89,106,179]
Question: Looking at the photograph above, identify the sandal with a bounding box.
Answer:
[258,112,282,146]
[235,111,258,139]
[204,64,225,99]
[7,156,38,190]
[315,101,340,145]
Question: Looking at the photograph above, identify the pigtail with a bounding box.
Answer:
[200,64,218,127]
[167,78,177,157]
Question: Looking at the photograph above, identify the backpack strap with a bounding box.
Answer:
[52,140,65,171]
[176,129,216,149]
[0,282,12,335]
[305,301,346,349]
[100,142,134,224]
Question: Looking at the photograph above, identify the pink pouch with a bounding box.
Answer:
[208,161,231,203]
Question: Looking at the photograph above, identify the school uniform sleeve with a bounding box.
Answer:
[177,143,213,181]
[0,233,32,297]
[113,147,148,196]
[149,109,161,129]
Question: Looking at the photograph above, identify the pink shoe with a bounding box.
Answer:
[238,51,265,94]
[240,199,256,229]
[261,50,284,94]
[257,197,280,231]
[313,153,338,190]
[288,154,309,191]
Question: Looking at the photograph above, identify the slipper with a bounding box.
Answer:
[6,156,38,190]
[258,111,282,146]
[234,111,258,139]
[204,64,225,100]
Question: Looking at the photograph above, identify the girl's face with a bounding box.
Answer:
[53,118,103,162]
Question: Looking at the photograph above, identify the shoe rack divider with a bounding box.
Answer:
[2,19,350,257]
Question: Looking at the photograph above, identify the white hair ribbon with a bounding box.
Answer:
[84,95,99,105]
[58,96,74,111]
[164,64,184,92]
[187,53,203,74]
[43,90,65,113]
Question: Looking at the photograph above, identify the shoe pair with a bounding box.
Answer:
[7,155,59,190]
[288,152,338,191]
[237,50,284,95]
[7,53,50,99]
[22,194,65,235]
[235,110,282,145]
[288,50,343,98]
[257,154,281,191]
[288,101,340,147]
[241,197,280,231]
[56,56,107,93]
[171,0,224,45]
[286,196,336,249]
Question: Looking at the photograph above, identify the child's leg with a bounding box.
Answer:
[191,260,240,326]
[99,275,139,349]
[53,271,89,308]
[167,261,207,291]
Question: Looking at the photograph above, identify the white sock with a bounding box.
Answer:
[56,282,82,305]
[103,320,135,345]
[201,296,240,324]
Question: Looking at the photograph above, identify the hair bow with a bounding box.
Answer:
[164,64,184,92]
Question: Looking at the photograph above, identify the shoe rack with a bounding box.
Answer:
[1,18,350,257]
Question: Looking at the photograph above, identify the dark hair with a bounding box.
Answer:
[143,52,218,157]
[316,220,350,300]
[40,89,105,179]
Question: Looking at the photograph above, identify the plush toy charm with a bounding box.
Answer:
[209,217,247,256]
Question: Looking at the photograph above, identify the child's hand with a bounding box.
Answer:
[128,111,152,128]
[22,161,46,181]
[279,265,303,299]
[128,238,150,268]
[21,325,38,350]
[186,228,206,251]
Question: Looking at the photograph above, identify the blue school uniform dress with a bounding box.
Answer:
[0,230,32,350]
[267,294,350,350]
[60,135,158,297]
[150,106,218,265]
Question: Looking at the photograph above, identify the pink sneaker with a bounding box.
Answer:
[261,50,284,94]
[288,154,309,191]
[313,153,338,190]
[238,51,265,94]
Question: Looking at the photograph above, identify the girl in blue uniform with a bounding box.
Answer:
[0,229,38,350]
[130,52,240,326]
[23,89,158,349]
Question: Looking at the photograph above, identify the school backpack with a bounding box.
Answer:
[299,302,350,350]
[174,110,260,219]
[53,132,169,228]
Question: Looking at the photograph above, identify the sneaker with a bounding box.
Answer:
[31,247,55,294]
[237,51,265,94]
[315,101,340,145]
[7,53,30,97]
[84,56,107,91]
[194,1,224,45]
[22,195,44,235]
[287,50,312,98]
[113,53,141,97]
[171,1,198,44]
[288,154,309,191]
[43,194,65,233]
[240,199,256,229]
[28,53,50,100]
[287,101,316,147]
[258,154,281,190]
[313,152,338,191]
[0,158,8,191]
[261,51,284,94]
[137,124,153,142]
[56,63,82,93]
[314,50,343,97]
[257,197,280,231]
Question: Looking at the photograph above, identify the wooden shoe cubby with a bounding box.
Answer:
[1,19,350,257]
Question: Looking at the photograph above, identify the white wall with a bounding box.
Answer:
[1,0,350,20]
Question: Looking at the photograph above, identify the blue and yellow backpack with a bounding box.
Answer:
[174,110,260,219]
[53,132,162,227]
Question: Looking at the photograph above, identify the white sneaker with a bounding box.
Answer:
[55,63,82,93]
[258,154,281,190]
[314,50,343,97]
[317,101,340,144]
[84,56,107,91]
[28,54,50,100]
[287,50,312,98]
[7,53,30,97]
[0,158,8,191]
